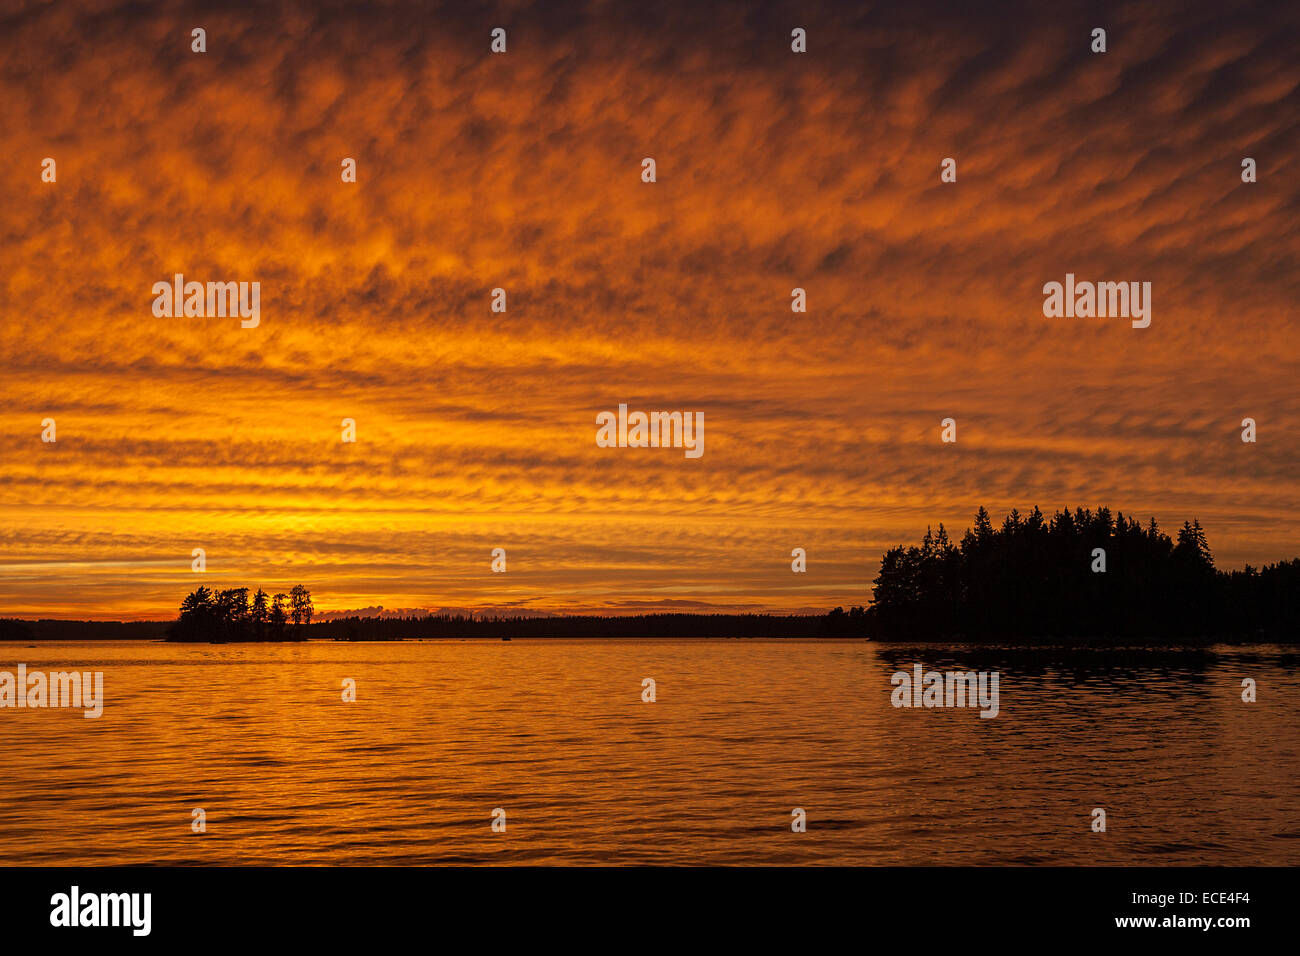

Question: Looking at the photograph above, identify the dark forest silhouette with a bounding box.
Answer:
[164,585,314,642]
[867,506,1300,640]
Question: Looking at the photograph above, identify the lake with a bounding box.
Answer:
[0,639,1295,865]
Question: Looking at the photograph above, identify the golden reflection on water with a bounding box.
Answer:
[0,640,1295,865]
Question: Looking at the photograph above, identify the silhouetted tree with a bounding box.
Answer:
[215,588,251,640]
[168,586,220,642]
[250,589,269,640]
[269,593,288,638]
[289,585,313,637]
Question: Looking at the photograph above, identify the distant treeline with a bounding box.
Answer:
[0,618,170,641]
[868,506,1300,640]
[313,612,840,641]
[0,612,842,641]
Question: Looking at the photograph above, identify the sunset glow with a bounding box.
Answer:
[1,1,1296,619]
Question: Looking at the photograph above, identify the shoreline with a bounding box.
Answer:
[0,635,1293,648]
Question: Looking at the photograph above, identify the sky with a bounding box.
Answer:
[1,0,1297,619]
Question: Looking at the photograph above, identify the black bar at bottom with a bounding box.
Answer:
[0,866,1279,944]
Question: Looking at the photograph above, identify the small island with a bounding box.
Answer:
[166,585,315,642]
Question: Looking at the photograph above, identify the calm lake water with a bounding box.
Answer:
[0,640,1295,865]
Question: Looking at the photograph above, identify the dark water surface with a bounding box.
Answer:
[0,640,1295,865]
